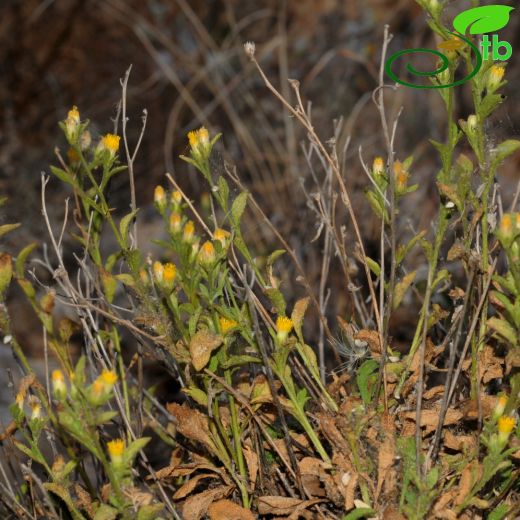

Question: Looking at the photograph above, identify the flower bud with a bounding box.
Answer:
[52,370,67,401]
[197,241,216,265]
[170,213,182,233]
[154,186,166,211]
[96,134,120,159]
[497,415,516,447]
[0,253,13,294]
[214,228,231,249]
[373,157,384,176]
[162,262,176,291]
[183,221,195,243]
[467,114,477,131]
[492,395,508,421]
[487,65,505,91]
[153,261,164,283]
[64,106,80,141]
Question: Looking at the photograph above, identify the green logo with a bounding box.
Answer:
[385,5,514,89]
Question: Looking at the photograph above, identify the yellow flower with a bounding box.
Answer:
[498,415,516,446]
[183,221,195,242]
[214,228,231,247]
[52,369,67,400]
[488,65,505,90]
[67,147,80,165]
[153,261,164,283]
[393,161,409,192]
[15,392,24,410]
[28,396,41,420]
[64,105,80,140]
[139,268,149,285]
[276,316,293,343]
[154,186,166,209]
[188,127,209,149]
[170,213,182,233]
[197,241,216,265]
[100,369,118,388]
[515,213,520,229]
[163,262,176,290]
[219,317,238,334]
[68,106,80,124]
[171,190,183,204]
[373,157,384,176]
[91,379,105,399]
[107,438,125,465]
[500,214,513,236]
[493,394,508,420]
[99,134,120,157]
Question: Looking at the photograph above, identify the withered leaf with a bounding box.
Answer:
[291,297,310,334]
[167,403,218,455]
[173,473,216,500]
[189,329,222,371]
[208,499,255,520]
[243,444,258,490]
[181,486,233,520]
[257,496,322,516]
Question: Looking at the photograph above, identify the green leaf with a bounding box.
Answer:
[265,287,286,316]
[119,209,139,244]
[50,165,77,187]
[480,94,504,120]
[231,191,248,224]
[137,504,165,520]
[342,508,376,520]
[267,249,286,268]
[217,176,230,211]
[93,504,118,520]
[15,243,37,277]
[356,359,379,406]
[487,504,509,520]
[94,411,118,426]
[365,256,381,277]
[183,386,208,407]
[220,355,261,369]
[487,316,517,346]
[0,223,21,238]
[124,437,151,465]
[453,5,514,35]
[13,441,46,465]
[492,139,520,167]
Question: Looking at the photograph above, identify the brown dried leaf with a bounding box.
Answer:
[257,496,322,516]
[291,297,310,333]
[443,430,476,452]
[355,329,381,356]
[74,484,94,518]
[376,434,396,498]
[433,490,457,519]
[243,444,258,490]
[173,473,216,500]
[460,394,498,420]
[167,403,218,455]
[455,462,481,506]
[480,345,504,383]
[423,385,445,400]
[401,407,463,435]
[181,486,233,520]
[189,329,222,371]
[382,505,406,520]
[208,499,255,520]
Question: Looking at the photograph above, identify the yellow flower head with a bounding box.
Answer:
[170,213,182,233]
[373,157,384,175]
[500,214,513,236]
[15,391,24,410]
[493,394,508,419]
[219,316,238,334]
[91,379,105,397]
[28,396,41,420]
[214,228,231,246]
[163,262,176,288]
[438,38,465,52]
[276,316,293,343]
[139,268,149,285]
[52,369,67,400]
[107,438,125,463]
[153,261,164,283]
[100,134,120,156]
[188,127,209,149]
[100,369,118,387]
[183,221,195,242]
[68,106,80,124]
[498,415,516,435]
[171,190,183,204]
[515,213,520,229]
[488,65,505,90]
[393,161,408,191]
[154,185,166,207]
[198,241,216,265]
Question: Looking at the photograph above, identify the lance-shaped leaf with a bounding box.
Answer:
[453,5,514,35]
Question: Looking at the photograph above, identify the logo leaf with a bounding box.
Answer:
[453,5,514,35]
